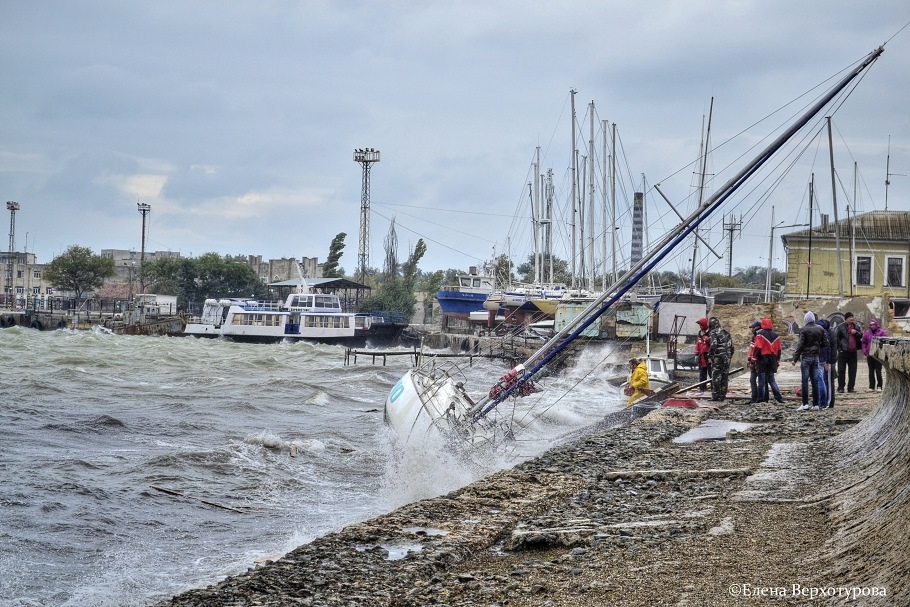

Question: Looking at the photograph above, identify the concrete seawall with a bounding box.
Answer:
[160,338,910,606]
[819,337,910,596]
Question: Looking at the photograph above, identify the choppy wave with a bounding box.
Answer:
[0,327,621,606]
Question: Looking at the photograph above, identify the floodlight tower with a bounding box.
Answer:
[353,148,380,284]
[137,201,151,293]
[6,201,19,309]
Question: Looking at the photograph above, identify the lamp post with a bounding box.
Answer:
[6,201,19,308]
[137,202,151,294]
[127,261,136,304]
[765,206,808,302]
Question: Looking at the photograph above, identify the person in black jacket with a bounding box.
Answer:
[817,318,837,409]
[834,311,862,393]
[791,311,828,411]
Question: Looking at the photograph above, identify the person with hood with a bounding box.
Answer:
[861,317,888,391]
[694,317,711,390]
[792,311,828,411]
[707,317,733,401]
[817,318,837,409]
[626,358,653,405]
[747,320,762,402]
[835,311,863,393]
[754,318,784,403]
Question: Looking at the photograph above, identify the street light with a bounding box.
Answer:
[137,202,151,294]
[127,261,136,303]
[765,206,809,302]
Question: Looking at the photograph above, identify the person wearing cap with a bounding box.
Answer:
[861,317,888,391]
[792,311,828,411]
[694,317,711,390]
[747,320,762,402]
[755,318,785,403]
[626,358,652,405]
[834,311,862,393]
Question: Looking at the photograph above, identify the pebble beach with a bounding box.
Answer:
[159,353,906,607]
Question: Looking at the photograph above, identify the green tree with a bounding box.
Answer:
[359,239,427,321]
[416,269,444,321]
[322,233,346,278]
[144,253,266,309]
[483,254,514,286]
[515,254,571,285]
[43,245,116,302]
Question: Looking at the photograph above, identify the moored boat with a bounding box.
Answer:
[435,268,495,319]
[183,291,405,345]
[384,45,885,454]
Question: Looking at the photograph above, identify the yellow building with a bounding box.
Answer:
[782,210,910,298]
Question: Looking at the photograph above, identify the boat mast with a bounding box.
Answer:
[689,97,714,292]
[578,152,586,287]
[546,169,554,284]
[611,122,617,284]
[570,89,577,289]
[827,116,844,296]
[601,119,608,293]
[470,45,885,418]
[536,146,542,284]
[588,101,597,292]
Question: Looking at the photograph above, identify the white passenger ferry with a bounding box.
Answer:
[184,291,402,345]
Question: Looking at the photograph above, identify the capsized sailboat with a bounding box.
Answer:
[385,46,885,452]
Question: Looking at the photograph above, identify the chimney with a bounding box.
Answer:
[630,193,644,265]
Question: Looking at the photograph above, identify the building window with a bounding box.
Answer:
[16,270,24,279]
[33,271,41,279]
[32,287,40,295]
[855,256,872,286]
[15,286,24,295]
[886,257,905,288]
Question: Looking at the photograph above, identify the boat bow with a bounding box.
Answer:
[385,45,885,451]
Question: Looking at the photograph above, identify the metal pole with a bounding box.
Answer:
[569,89,576,289]
[766,207,775,302]
[807,176,814,299]
[137,202,151,294]
[6,201,20,309]
[827,117,843,296]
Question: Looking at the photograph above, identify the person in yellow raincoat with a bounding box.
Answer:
[626,358,652,405]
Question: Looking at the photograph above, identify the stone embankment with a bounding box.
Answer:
[160,339,909,606]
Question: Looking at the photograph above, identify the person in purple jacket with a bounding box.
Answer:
[861,317,888,391]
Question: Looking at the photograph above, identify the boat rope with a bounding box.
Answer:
[470,45,885,423]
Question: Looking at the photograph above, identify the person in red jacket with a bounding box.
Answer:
[754,317,784,403]
[694,317,711,391]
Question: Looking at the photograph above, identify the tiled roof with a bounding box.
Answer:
[782,210,910,242]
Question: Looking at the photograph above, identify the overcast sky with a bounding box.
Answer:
[2,1,908,281]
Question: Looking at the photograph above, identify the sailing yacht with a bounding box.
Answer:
[385,46,885,453]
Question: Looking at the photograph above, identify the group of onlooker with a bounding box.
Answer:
[692,311,887,409]
[790,311,888,411]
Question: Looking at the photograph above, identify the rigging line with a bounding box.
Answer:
[885,19,910,45]
[655,52,878,189]
[369,208,491,260]
[729,122,826,232]
[512,342,624,429]
[536,90,574,170]
[371,205,498,245]
[373,201,514,218]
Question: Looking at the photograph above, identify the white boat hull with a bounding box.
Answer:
[384,368,508,452]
